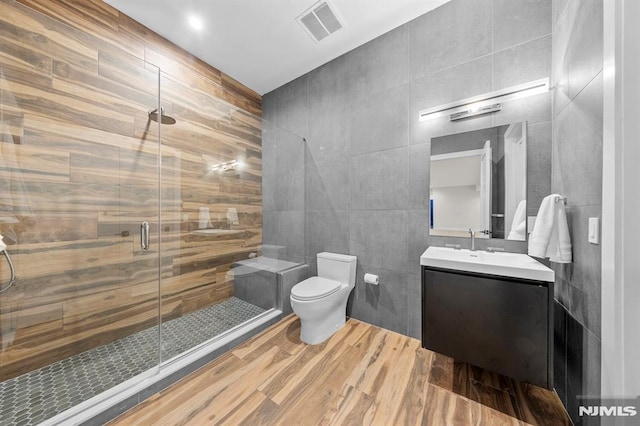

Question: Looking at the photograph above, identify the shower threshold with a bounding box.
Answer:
[0,297,280,426]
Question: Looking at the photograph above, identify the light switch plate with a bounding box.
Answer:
[588,217,600,244]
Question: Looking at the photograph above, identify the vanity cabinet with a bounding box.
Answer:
[422,266,553,389]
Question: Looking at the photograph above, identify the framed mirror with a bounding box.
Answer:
[429,122,527,241]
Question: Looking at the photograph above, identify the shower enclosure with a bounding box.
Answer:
[0,2,304,424]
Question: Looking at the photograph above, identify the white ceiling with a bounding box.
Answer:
[103,0,450,95]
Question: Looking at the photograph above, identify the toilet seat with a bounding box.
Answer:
[291,277,341,301]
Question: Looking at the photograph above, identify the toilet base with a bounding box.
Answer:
[299,312,345,345]
[291,285,352,345]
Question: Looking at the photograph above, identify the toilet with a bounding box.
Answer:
[290,252,357,345]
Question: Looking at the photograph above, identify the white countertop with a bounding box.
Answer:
[420,246,555,282]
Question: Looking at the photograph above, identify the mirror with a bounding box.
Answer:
[429,122,527,241]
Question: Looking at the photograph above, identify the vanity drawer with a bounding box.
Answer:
[422,266,553,389]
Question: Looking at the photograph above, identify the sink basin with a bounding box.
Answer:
[191,229,242,236]
[420,246,554,282]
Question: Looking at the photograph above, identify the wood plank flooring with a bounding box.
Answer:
[110,316,571,425]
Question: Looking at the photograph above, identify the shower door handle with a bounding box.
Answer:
[140,222,150,251]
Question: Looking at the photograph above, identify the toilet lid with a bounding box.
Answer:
[291,277,342,301]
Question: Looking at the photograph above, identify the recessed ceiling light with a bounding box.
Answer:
[187,14,204,31]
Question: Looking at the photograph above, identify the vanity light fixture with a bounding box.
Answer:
[449,103,502,121]
[419,78,549,122]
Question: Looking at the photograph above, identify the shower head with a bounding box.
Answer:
[148,107,176,125]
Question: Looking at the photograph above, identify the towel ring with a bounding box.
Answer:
[555,196,567,205]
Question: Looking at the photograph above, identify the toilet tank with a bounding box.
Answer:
[316,252,357,286]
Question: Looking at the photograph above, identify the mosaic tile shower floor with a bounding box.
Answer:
[0,297,266,426]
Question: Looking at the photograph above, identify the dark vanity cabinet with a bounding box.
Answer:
[422,266,553,389]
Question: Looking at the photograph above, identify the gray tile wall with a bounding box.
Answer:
[263,0,553,338]
[262,87,307,265]
[551,0,603,423]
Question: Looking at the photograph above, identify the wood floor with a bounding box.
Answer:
[110,315,571,425]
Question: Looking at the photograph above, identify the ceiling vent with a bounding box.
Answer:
[297,1,343,42]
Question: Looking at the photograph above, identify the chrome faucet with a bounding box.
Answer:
[469,228,476,251]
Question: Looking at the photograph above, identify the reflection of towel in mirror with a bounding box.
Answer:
[507,200,527,240]
[528,194,572,263]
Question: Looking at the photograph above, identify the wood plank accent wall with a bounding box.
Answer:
[0,0,262,382]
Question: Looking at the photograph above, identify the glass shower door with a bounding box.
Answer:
[157,72,267,363]
[0,23,162,421]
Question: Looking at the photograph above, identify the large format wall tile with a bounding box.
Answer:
[351,147,408,210]
[493,0,552,51]
[552,0,571,27]
[350,84,409,155]
[263,210,305,264]
[493,36,552,89]
[305,210,350,257]
[306,105,350,163]
[272,162,305,211]
[563,0,603,101]
[566,313,602,423]
[551,2,572,115]
[306,157,350,211]
[409,0,492,79]
[566,205,602,337]
[262,92,277,129]
[410,56,493,114]
[275,75,308,138]
[350,210,408,271]
[263,129,306,212]
[350,25,409,99]
[552,72,603,207]
[552,0,603,115]
[308,54,351,113]
[349,263,408,335]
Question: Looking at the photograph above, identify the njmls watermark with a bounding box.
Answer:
[579,396,640,418]
[579,406,637,417]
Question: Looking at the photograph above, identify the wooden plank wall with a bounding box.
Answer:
[0,0,263,381]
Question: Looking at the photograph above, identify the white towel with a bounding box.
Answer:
[528,194,572,263]
[507,199,527,240]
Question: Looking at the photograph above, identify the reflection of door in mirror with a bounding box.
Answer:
[505,123,527,241]
[480,140,492,234]
[429,122,527,241]
[430,149,485,237]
